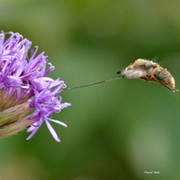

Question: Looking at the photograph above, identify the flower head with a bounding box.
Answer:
[0,31,71,142]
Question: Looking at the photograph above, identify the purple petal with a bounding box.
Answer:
[45,119,61,142]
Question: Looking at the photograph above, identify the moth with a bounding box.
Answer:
[65,58,178,92]
[117,59,178,92]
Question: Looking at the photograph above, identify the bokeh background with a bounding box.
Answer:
[0,0,180,180]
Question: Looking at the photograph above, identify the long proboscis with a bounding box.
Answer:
[64,75,124,90]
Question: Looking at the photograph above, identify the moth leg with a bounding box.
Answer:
[139,75,152,82]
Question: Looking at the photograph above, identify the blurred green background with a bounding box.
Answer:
[0,0,180,179]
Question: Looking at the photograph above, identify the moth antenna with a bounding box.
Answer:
[117,70,122,74]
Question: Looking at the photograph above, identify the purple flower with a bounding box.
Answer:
[0,31,71,142]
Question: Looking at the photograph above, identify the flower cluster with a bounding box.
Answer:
[0,31,71,142]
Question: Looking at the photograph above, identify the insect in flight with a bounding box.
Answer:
[65,58,178,92]
[117,59,178,92]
